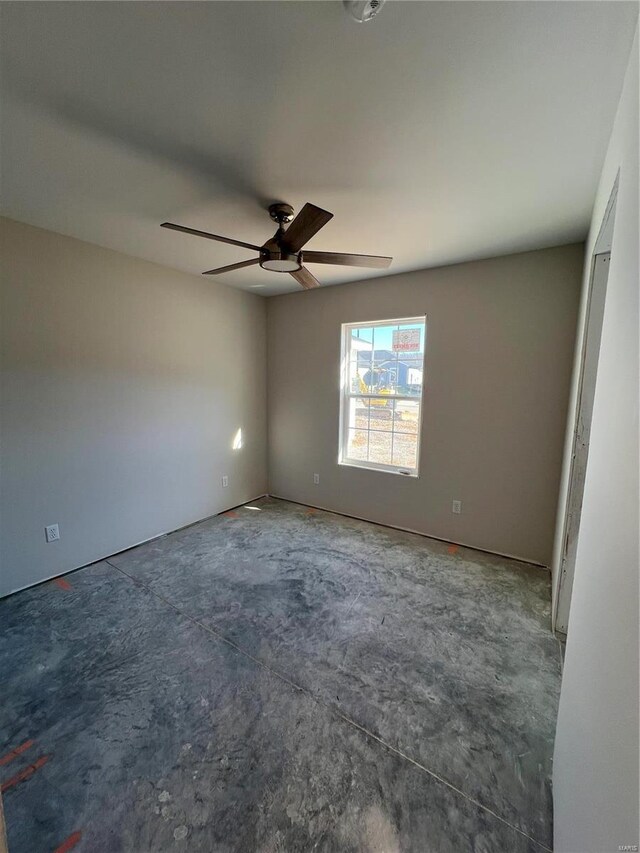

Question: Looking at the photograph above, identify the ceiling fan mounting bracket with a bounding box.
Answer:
[268,202,295,225]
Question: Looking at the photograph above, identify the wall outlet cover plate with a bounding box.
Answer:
[45,524,60,542]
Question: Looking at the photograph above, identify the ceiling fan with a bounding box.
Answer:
[161,202,392,290]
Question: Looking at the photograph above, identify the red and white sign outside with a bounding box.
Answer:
[392,329,421,352]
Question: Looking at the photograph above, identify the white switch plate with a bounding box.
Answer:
[452,500,462,514]
[222,475,229,488]
[45,524,60,542]
[313,473,320,485]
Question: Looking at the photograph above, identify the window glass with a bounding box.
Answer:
[339,317,426,475]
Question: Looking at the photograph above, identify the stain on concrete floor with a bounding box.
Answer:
[0,497,561,851]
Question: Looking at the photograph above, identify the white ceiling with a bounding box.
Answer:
[1,2,637,295]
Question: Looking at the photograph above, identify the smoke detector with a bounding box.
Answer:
[343,0,386,23]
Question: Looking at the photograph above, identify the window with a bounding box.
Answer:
[339,317,426,476]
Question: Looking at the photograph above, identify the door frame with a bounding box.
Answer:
[554,176,618,634]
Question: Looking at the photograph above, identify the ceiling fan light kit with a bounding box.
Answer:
[260,253,301,273]
[161,202,392,291]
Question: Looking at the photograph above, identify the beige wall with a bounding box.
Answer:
[0,217,267,597]
[267,244,583,565]
[553,25,639,853]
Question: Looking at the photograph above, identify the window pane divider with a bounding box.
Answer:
[346,393,421,402]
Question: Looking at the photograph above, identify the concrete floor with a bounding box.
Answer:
[0,497,561,852]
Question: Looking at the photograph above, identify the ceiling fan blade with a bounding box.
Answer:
[290,266,321,290]
[202,257,260,275]
[280,203,333,252]
[302,250,392,269]
[161,222,261,252]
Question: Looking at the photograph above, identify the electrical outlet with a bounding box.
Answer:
[452,500,462,515]
[45,524,60,543]
[222,475,228,488]
[313,473,320,485]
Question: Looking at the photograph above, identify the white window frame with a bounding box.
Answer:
[338,316,426,477]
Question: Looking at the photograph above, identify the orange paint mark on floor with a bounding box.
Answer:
[305,508,317,515]
[53,830,82,853]
[447,544,459,555]
[53,577,72,590]
[0,739,34,767]
[223,511,239,518]
[1,754,50,793]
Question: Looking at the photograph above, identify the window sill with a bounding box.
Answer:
[338,460,419,478]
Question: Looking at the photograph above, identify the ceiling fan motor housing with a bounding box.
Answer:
[261,208,302,271]
[260,234,301,272]
[260,250,301,273]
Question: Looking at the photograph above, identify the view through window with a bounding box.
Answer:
[339,317,426,475]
